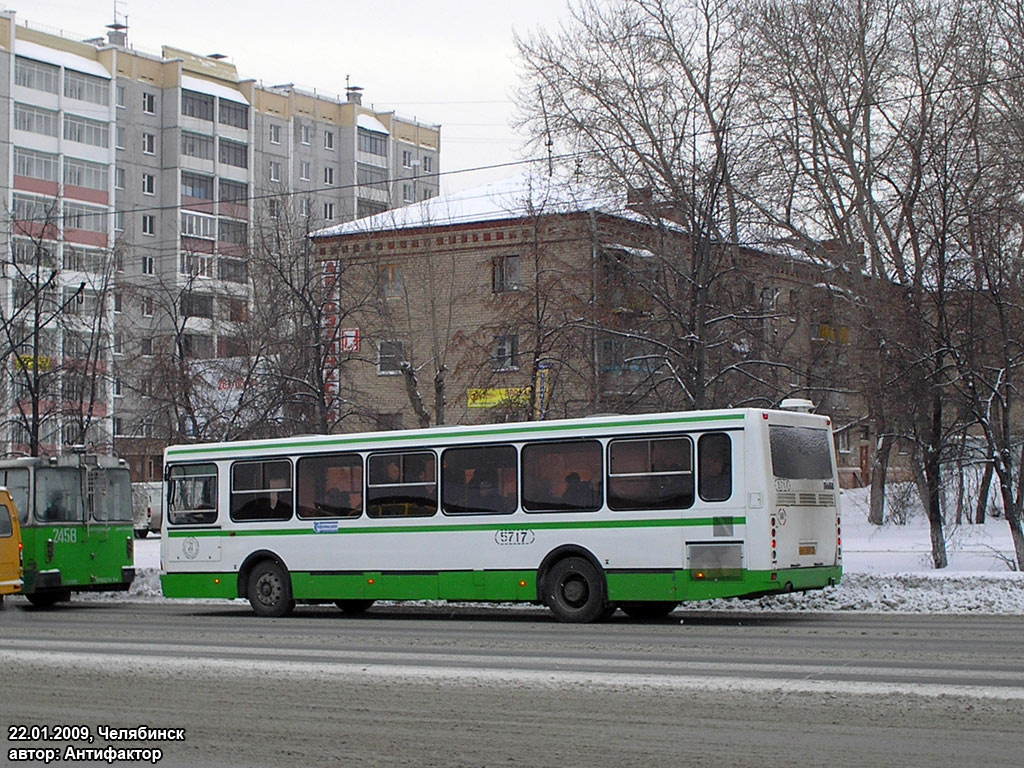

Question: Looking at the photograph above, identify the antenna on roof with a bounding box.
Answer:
[106,0,128,47]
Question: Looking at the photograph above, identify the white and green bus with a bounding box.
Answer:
[160,405,841,622]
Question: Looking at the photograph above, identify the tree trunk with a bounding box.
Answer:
[868,434,893,525]
[975,459,993,524]
[923,456,949,569]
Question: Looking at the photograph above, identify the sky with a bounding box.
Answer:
[4,0,574,192]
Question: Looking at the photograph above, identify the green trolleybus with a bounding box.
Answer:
[161,406,842,622]
[0,454,135,606]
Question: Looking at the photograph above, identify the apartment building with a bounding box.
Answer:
[0,12,440,477]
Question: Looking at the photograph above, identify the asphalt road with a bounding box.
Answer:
[1,601,1022,767]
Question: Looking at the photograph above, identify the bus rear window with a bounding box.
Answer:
[769,425,833,480]
[168,464,218,525]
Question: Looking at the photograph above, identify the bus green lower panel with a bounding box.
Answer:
[161,571,238,599]
[163,566,841,604]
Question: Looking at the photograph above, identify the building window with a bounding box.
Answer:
[402,150,412,168]
[114,378,123,396]
[65,157,109,191]
[358,129,387,155]
[219,139,248,168]
[140,338,153,356]
[299,198,311,217]
[269,160,280,182]
[269,123,281,144]
[64,70,110,105]
[423,156,433,173]
[113,292,123,313]
[116,126,126,150]
[403,183,414,202]
[14,57,59,93]
[380,265,403,298]
[422,188,436,200]
[324,130,334,150]
[492,255,521,292]
[181,293,214,319]
[116,85,125,108]
[14,147,58,182]
[219,219,247,245]
[358,199,388,218]
[141,255,155,274]
[142,296,154,316]
[14,103,58,136]
[492,334,519,371]
[142,215,155,236]
[142,173,156,195]
[63,114,110,148]
[323,166,334,185]
[181,171,214,200]
[323,202,336,221]
[181,212,216,239]
[268,198,279,219]
[377,340,406,375]
[219,179,248,206]
[357,164,388,190]
[181,90,214,121]
[142,132,156,155]
[218,100,248,129]
[300,161,310,180]
[113,331,123,355]
[837,429,851,454]
[115,167,125,189]
[64,202,107,233]
[114,211,124,231]
[142,92,156,114]
[181,131,214,160]
[300,123,311,145]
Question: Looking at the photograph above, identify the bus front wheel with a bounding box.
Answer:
[247,561,295,618]
[543,556,608,623]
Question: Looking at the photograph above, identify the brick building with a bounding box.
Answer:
[311,175,872,484]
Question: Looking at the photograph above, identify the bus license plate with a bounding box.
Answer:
[799,544,816,556]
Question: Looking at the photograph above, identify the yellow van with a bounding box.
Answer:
[0,489,23,607]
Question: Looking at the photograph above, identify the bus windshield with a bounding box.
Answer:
[35,468,86,523]
[92,468,132,522]
[769,425,833,480]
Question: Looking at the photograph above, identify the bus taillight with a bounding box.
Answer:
[18,541,23,567]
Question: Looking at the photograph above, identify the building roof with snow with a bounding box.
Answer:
[311,173,642,239]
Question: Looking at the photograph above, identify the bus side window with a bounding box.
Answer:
[698,433,732,502]
[296,454,363,519]
[442,445,517,515]
[522,440,602,512]
[0,504,11,537]
[607,436,693,510]
[167,463,218,525]
[231,460,293,522]
[367,452,436,518]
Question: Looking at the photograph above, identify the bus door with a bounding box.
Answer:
[688,432,745,580]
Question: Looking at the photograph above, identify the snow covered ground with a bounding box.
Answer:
[122,486,1023,614]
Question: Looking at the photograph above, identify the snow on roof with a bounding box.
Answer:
[313,173,634,238]
[15,39,111,79]
[181,74,248,105]
[357,113,390,134]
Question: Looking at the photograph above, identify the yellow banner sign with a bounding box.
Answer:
[467,387,531,408]
[15,355,52,372]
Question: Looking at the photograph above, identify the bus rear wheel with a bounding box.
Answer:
[543,556,608,623]
[334,599,375,614]
[620,601,678,620]
[248,561,295,618]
